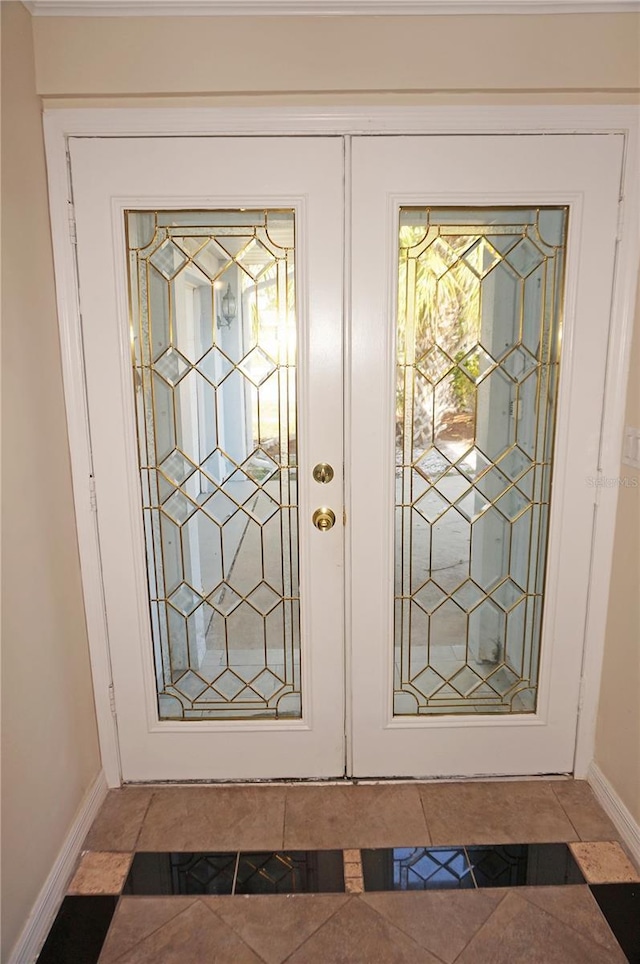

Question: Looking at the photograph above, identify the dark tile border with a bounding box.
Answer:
[361,843,585,891]
[123,850,345,895]
[37,847,638,964]
[590,883,640,964]
[123,851,237,895]
[36,896,117,964]
[362,846,475,891]
[467,844,585,888]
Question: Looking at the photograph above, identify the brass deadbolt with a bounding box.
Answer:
[312,462,334,484]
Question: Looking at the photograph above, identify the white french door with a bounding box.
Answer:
[68,131,623,782]
[350,135,622,777]
[70,136,346,781]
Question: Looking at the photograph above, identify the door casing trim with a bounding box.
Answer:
[43,105,639,787]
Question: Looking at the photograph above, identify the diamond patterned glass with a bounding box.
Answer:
[127,210,300,720]
[395,207,567,715]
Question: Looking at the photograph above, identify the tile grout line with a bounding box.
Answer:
[198,898,274,964]
[348,893,455,963]
[448,889,515,964]
[131,790,157,852]
[278,895,357,964]
[548,784,582,843]
[518,885,627,958]
[417,789,433,847]
[105,898,201,964]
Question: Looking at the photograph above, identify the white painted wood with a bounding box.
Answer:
[69,136,345,781]
[44,106,639,783]
[24,0,640,16]
[43,130,123,788]
[7,771,108,964]
[350,133,624,777]
[574,119,640,778]
[588,762,640,869]
[43,105,640,139]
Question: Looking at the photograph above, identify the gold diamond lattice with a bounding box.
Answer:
[149,239,187,279]
[236,238,276,279]
[212,669,245,700]
[209,582,242,616]
[250,669,284,700]
[160,451,197,486]
[238,347,277,386]
[462,237,501,276]
[412,667,446,699]
[128,209,302,721]
[162,489,198,525]
[169,583,203,616]
[247,582,281,615]
[414,489,449,523]
[417,346,453,384]
[394,206,567,717]
[505,237,545,277]
[154,348,190,386]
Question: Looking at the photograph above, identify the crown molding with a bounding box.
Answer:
[22,0,640,17]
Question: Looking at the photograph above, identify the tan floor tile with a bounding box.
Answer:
[569,840,640,883]
[420,780,578,845]
[68,851,132,895]
[101,899,262,964]
[284,783,430,849]
[84,787,153,852]
[99,897,197,963]
[518,885,625,956]
[362,890,504,964]
[136,785,285,851]
[208,893,349,964]
[286,896,442,963]
[456,890,627,964]
[345,877,365,893]
[550,780,620,841]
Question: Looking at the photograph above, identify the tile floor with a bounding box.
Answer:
[36,779,640,963]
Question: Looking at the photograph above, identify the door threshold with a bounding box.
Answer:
[122,772,573,788]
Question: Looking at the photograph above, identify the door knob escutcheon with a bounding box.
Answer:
[312,507,336,531]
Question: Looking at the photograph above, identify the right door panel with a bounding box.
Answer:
[350,135,623,778]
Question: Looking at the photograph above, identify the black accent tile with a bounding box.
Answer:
[36,895,117,964]
[361,847,475,891]
[590,883,640,963]
[467,844,585,888]
[123,852,236,895]
[235,850,345,894]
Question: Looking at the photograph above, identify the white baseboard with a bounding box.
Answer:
[7,770,108,964]
[588,761,640,869]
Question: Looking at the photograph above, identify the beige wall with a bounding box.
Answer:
[32,12,640,99]
[0,3,101,960]
[595,277,640,825]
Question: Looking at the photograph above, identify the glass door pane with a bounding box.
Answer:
[394,207,568,716]
[127,209,301,720]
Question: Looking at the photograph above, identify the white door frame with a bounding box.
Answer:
[44,105,639,788]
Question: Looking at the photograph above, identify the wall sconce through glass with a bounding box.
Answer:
[216,282,237,329]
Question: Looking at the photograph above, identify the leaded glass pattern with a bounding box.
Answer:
[394,207,567,716]
[127,210,300,720]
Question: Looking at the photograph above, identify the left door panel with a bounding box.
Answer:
[70,137,345,781]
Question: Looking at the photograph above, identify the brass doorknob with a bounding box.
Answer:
[312,507,336,531]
